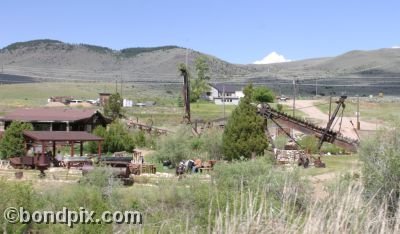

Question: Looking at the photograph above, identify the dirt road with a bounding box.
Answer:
[281,100,379,140]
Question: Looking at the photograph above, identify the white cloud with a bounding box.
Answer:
[392,45,400,49]
[253,52,291,64]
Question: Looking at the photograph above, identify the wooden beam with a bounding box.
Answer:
[52,141,56,158]
[97,141,102,161]
[70,141,74,157]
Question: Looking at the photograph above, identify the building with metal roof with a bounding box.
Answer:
[0,108,110,132]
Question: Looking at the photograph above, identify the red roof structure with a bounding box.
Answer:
[0,108,101,122]
[23,131,104,160]
[23,131,103,142]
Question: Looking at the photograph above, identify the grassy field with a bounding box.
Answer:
[299,155,360,177]
[0,82,310,126]
[316,99,400,123]
[0,82,180,107]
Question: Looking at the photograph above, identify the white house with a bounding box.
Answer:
[207,84,245,105]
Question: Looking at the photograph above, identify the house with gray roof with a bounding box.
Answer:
[207,83,245,105]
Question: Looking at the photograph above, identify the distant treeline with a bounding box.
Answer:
[1,39,180,57]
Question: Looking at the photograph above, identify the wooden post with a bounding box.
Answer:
[80,141,83,156]
[41,141,46,159]
[98,141,102,161]
[52,141,56,158]
[24,142,28,156]
[70,141,74,157]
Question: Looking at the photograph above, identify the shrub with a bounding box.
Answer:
[253,86,275,103]
[360,126,400,213]
[0,121,33,159]
[274,135,288,149]
[277,103,284,112]
[199,129,224,160]
[298,135,319,154]
[89,121,135,154]
[152,126,194,165]
[0,179,36,233]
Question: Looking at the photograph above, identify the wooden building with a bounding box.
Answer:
[0,108,110,132]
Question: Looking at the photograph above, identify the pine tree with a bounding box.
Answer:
[222,84,268,160]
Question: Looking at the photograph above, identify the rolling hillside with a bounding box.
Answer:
[1,39,400,84]
[0,39,254,82]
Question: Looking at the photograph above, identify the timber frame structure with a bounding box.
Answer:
[258,96,359,152]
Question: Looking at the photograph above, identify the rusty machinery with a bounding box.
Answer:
[258,96,359,153]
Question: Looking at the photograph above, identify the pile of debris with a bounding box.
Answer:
[274,149,307,164]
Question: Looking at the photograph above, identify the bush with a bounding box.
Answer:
[0,121,33,159]
[298,135,319,154]
[199,129,224,160]
[360,126,400,213]
[277,103,283,112]
[0,179,36,233]
[253,86,275,103]
[274,135,288,149]
[152,126,194,165]
[89,121,135,154]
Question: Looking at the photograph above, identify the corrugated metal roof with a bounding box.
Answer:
[0,108,101,122]
[24,131,103,141]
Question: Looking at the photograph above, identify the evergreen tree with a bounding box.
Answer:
[0,121,33,159]
[222,84,268,160]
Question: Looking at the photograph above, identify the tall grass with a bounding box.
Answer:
[209,182,400,234]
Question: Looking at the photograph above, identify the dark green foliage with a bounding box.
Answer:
[3,39,63,51]
[190,56,211,102]
[253,86,275,103]
[176,95,184,107]
[80,44,113,53]
[277,103,284,112]
[89,121,134,154]
[0,121,33,159]
[133,131,146,148]
[298,135,319,154]
[360,126,400,213]
[0,179,37,233]
[195,56,210,80]
[103,92,123,120]
[321,142,343,154]
[190,78,209,102]
[153,127,224,165]
[87,126,107,153]
[222,84,268,160]
[120,46,179,57]
[153,127,193,165]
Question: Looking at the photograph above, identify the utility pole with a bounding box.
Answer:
[185,48,189,67]
[357,95,360,130]
[223,85,226,119]
[292,79,296,117]
[181,65,191,123]
[120,78,123,97]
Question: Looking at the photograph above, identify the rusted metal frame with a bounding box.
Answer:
[317,96,346,150]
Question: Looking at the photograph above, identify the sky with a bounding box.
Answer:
[1,0,399,64]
